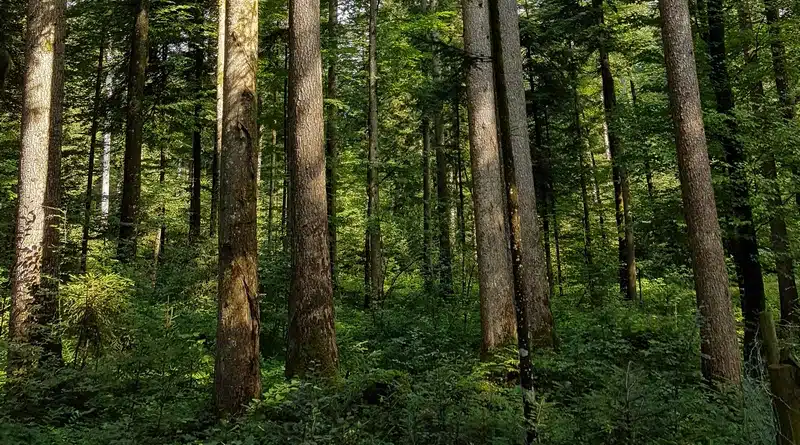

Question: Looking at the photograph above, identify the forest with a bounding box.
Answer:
[0,0,799,440]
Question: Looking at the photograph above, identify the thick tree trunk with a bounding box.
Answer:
[366,0,382,307]
[81,41,105,273]
[595,0,636,300]
[706,0,765,363]
[489,0,554,350]
[9,0,66,370]
[286,0,338,377]
[462,0,516,355]
[189,7,204,244]
[422,118,434,294]
[659,0,741,383]
[118,0,149,261]
[214,0,261,416]
[326,0,339,291]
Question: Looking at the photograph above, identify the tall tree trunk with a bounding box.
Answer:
[189,6,204,244]
[462,0,516,355]
[267,135,276,250]
[454,93,467,298]
[154,144,166,268]
[100,57,112,226]
[81,41,105,273]
[366,0,382,307]
[214,0,261,416]
[286,0,339,377]
[435,102,453,298]
[9,0,66,370]
[326,0,339,291]
[706,0,765,363]
[212,0,224,238]
[422,118,434,294]
[118,0,149,261]
[659,0,741,383]
[595,0,636,300]
[489,0,554,349]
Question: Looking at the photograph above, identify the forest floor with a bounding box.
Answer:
[0,248,781,444]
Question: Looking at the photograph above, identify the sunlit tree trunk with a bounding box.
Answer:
[118,0,149,261]
[9,0,66,370]
[214,0,261,416]
[100,57,112,226]
[286,0,339,377]
[326,0,339,291]
[211,0,224,239]
[462,0,516,355]
[81,40,105,273]
[659,0,741,383]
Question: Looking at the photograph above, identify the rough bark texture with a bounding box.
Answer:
[189,6,204,244]
[462,0,516,355]
[325,0,338,290]
[214,0,261,416]
[489,0,554,349]
[705,0,765,363]
[118,0,149,261]
[659,0,741,383]
[366,0,383,306]
[286,0,339,377]
[595,0,636,300]
[9,0,66,369]
[81,41,105,273]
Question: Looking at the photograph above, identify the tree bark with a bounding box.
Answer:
[286,0,339,377]
[489,0,554,350]
[211,0,224,238]
[706,0,765,363]
[81,40,105,273]
[189,5,204,244]
[659,0,741,383]
[595,0,636,300]
[366,0,383,307]
[326,0,339,291]
[9,0,66,370]
[214,0,261,416]
[462,0,516,355]
[117,0,149,261]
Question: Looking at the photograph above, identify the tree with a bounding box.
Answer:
[594,0,636,300]
[81,40,106,273]
[658,0,741,383]
[214,0,261,415]
[325,0,339,291]
[117,0,149,260]
[365,0,382,307]
[285,0,339,377]
[9,0,66,369]
[211,0,224,239]
[462,0,516,355]
[188,4,204,244]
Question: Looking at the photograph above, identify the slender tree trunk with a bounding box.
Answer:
[118,0,149,261]
[435,101,453,298]
[100,56,112,226]
[489,0,554,349]
[9,0,67,370]
[454,93,467,298]
[462,0,516,355]
[326,0,339,291]
[154,144,166,267]
[214,0,261,416]
[286,0,339,377]
[189,6,204,244]
[706,0,765,363]
[659,0,742,383]
[595,0,636,300]
[267,136,276,250]
[366,0,382,307]
[81,41,105,273]
[422,118,434,294]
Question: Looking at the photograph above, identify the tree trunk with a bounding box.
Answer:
[286,0,339,377]
[117,0,149,261]
[489,0,554,350]
[589,150,608,242]
[422,118,434,294]
[706,0,765,363]
[462,0,516,355]
[211,0,224,238]
[154,144,166,268]
[435,101,453,298]
[214,0,261,416]
[659,0,742,383]
[326,0,339,291]
[595,0,636,300]
[100,56,112,226]
[454,93,468,298]
[366,0,382,307]
[189,6,204,244]
[9,0,67,370]
[267,136,276,250]
[81,40,105,273]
